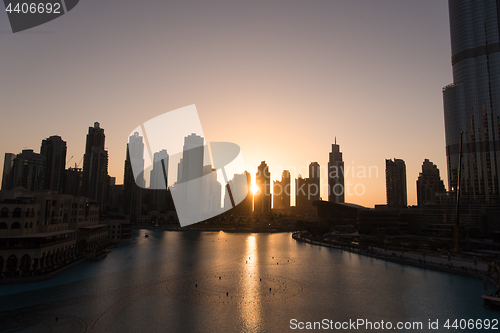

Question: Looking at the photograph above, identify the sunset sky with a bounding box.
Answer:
[0,0,452,207]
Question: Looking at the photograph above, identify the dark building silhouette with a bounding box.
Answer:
[1,153,15,190]
[295,175,308,209]
[123,144,142,217]
[81,122,108,206]
[416,159,446,207]
[40,135,67,193]
[328,139,344,203]
[203,165,222,214]
[443,0,500,201]
[177,133,204,184]
[308,162,320,204]
[149,149,169,211]
[386,158,407,208]
[128,132,146,188]
[88,147,108,207]
[224,171,251,214]
[64,167,82,197]
[295,162,320,212]
[4,150,45,191]
[254,161,271,213]
[273,170,290,210]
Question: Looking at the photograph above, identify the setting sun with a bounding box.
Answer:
[251,184,259,195]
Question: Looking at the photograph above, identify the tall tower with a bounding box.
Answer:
[150,149,169,189]
[328,139,344,203]
[123,143,142,216]
[1,153,15,190]
[386,158,407,208]
[272,170,290,210]
[308,162,320,203]
[255,161,271,213]
[128,132,145,188]
[148,149,169,211]
[443,0,500,201]
[40,135,67,193]
[82,122,107,201]
[177,133,204,184]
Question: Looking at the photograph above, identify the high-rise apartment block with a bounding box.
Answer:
[40,135,67,193]
[81,122,108,207]
[1,153,15,190]
[416,159,446,207]
[386,158,407,208]
[5,150,45,192]
[273,170,291,210]
[254,161,271,213]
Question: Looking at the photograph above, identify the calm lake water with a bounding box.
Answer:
[0,230,497,332]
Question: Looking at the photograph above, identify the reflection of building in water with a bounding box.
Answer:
[254,161,271,214]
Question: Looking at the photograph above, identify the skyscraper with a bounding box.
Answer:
[254,161,271,213]
[8,150,45,191]
[87,146,108,206]
[40,135,67,193]
[295,175,308,209]
[177,133,204,184]
[417,159,446,207]
[443,0,500,201]
[224,171,252,215]
[386,158,407,208]
[272,170,291,210]
[128,132,145,188]
[81,122,108,204]
[150,149,169,189]
[308,162,320,204]
[123,143,142,217]
[170,133,206,224]
[148,149,169,212]
[328,139,344,203]
[1,153,15,190]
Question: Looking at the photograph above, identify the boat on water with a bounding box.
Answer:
[482,290,500,310]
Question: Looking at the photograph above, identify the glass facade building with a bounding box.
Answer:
[443,0,500,201]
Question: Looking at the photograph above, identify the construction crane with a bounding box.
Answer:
[65,156,74,167]
[75,156,83,169]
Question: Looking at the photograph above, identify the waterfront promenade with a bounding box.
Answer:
[292,232,499,288]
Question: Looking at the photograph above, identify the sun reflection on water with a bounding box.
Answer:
[239,235,262,333]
